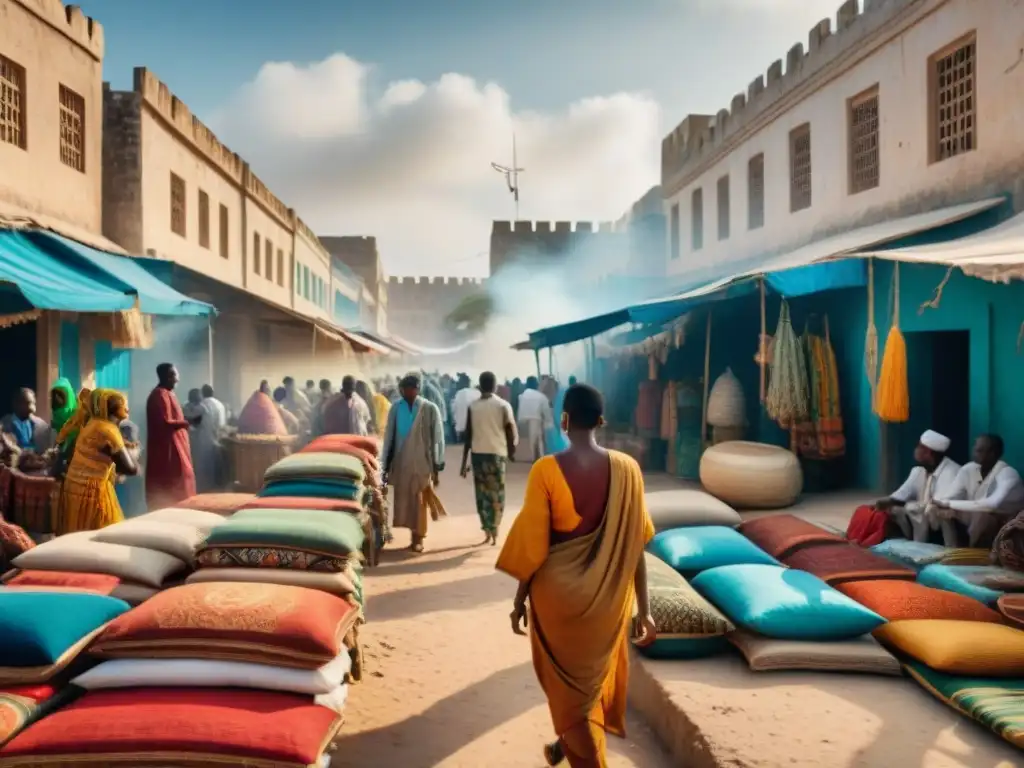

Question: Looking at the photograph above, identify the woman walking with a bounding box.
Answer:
[496,383,657,767]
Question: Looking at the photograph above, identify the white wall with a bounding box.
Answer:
[244,201,292,308]
[294,227,332,321]
[663,0,1024,277]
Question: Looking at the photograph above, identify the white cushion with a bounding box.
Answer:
[314,683,350,714]
[130,508,226,534]
[12,538,184,588]
[72,653,353,695]
[93,520,205,564]
[728,630,901,675]
[645,489,741,531]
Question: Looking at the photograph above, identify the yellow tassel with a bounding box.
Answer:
[874,325,910,422]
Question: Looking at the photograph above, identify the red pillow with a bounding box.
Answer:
[837,579,1006,623]
[237,496,365,514]
[782,543,916,585]
[88,582,359,669]
[2,570,121,596]
[0,687,341,765]
[0,684,58,746]
[303,434,381,458]
[738,514,845,559]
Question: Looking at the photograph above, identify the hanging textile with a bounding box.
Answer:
[765,300,809,430]
[875,263,910,422]
[795,317,846,459]
[635,380,663,436]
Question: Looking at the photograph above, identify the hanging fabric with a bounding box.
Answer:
[864,258,879,403]
[796,316,846,459]
[875,262,910,423]
[765,299,810,432]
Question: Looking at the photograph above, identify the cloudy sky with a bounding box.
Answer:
[81,0,856,277]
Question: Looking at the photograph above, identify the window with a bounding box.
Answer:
[295,261,301,292]
[669,203,680,260]
[0,55,26,149]
[265,240,273,281]
[789,123,812,212]
[253,233,261,274]
[931,35,976,163]
[58,85,85,172]
[219,204,229,258]
[170,173,186,237]
[748,154,765,230]
[276,249,284,286]
[849,88,880,193]
[717,175,730,241]
[691,188,704,251]
[303,266,311,299]
[198,190,210,248]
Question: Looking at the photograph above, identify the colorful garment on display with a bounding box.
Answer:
[795,318,846,459]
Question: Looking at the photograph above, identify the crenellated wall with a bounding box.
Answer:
[384,275,488,346]
[10,0,103,61]
[489,220,623,277]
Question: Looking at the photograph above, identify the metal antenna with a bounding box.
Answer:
[491,133,524,219]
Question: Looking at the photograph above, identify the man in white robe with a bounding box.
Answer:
[875,429,961,542]
[516,376,553,463]
[452,374,480,443]
[930,433,1024,548]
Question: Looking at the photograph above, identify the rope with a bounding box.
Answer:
[918,265,955,315]
[864,259,878,403]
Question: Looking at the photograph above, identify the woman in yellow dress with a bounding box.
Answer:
[57,389,139,535]
[496,383,657,767]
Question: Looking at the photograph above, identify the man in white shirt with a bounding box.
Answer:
[452,374,481,443]
[930,434,1024,548]
[516,376,553,463]
[875,429,961,542]
[460,371,518,545]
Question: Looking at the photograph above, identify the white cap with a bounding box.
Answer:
[920,430,951,453]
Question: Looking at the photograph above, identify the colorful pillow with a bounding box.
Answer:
[88,582,360,669]
[648,526,779,574]
[238,496,365,514]
[644,489,741,532]
[940,565,1024,592]
[129,507,227,533]
[185,566,358,599]
[0,592,129,685]
[303,434,381,457]
[738,514,845,559]
[836,579,1006,623]
[904,661,1024,750]
[874,620,1024,676]
[0,519,35,567]
[917,564,1006,606]
[0,685,70,747]
[871,540,993,570]
[176,493,256,515]
[12,537,185,588]
[72,652,352,695]
[265,452,365,483]
[728,630,901,675]
[637,553,733,659]
[92,520,206,563]
[782,543,916,586]
[690,564,886,641]
[0,687,342,766]
[259,478,363,501]
[998,594,1024,628]
[2,570,121,595]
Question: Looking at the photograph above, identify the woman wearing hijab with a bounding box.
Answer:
[50,379,78,445]
[55,387,93,461]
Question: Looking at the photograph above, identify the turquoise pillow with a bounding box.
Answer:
[690,564,886,641]
[648,526,779,574]
[258,479,362,501]
[0,591,130,666]
[917,564,1004,607]
[637,636,731,660]
[871,540,948,570]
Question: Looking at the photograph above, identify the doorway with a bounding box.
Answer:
[0,321,38,414]
[888,330,971,484]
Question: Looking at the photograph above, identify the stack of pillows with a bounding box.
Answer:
[0,581,355,765]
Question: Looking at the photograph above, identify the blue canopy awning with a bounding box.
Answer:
[30,232,216,316]
[0,230,136,313]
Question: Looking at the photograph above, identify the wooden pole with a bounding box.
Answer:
[701,310,712,449]
[534,348,541,378]
[759,277,767,403]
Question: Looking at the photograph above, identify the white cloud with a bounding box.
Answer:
[210,55,661,277]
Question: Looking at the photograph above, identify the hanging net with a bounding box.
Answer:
[765,299,809,429]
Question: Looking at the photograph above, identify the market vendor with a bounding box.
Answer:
[930,434,1024,548]
[1,388,54,454]
[874,430,960,542]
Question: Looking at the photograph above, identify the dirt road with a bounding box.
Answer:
[336,447,673,768]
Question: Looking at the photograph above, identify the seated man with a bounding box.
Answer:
[874,430,960,543]
[930,434,1024,549]
[1,388,54,454]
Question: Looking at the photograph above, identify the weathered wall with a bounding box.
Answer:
[489,220,623,278]
[320,235,387,333]
[293,217,332,321]
[242,171,291,308]
[662,0,1024,276]
[0,0,104,233]
[385,276,487,346]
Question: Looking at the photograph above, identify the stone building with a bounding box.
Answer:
[384,276,487,348]
[320,236,388,336]
[488,220,624,279]
[101,67,356,406]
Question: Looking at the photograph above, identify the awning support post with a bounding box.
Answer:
[207,315,214,386]
[701,310,713,450]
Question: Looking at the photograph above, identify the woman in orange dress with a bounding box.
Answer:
[57,389,139,534]
[495,383,657,767]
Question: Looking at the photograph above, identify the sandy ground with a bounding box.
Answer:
[335,447,673,768]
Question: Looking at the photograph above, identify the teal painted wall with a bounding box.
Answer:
[94,341,132,391]
[59,321,81,390]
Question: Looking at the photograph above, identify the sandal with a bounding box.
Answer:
[543,741,565,766]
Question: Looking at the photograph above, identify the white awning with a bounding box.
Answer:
[859,208,1024,283]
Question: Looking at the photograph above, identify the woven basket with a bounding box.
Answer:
[224,435,297,493]
[700,441,802,509]
[9,471,57,534]
[706,368,746,428]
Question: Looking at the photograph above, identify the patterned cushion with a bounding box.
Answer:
[904,661,1024,749]
[303,434,381,458]
[690,564,886,641]
[88,582,360,669]
[648,526,779,575]
[836,579,1006,623]
[12,535,186,588]
[237,496,365,514]
[264,452,365,483]
[176,493,256,515]
[0,687,342,765]
[0,592,129,685]
[258,479,363,501]
[782,543,916,585]
[918,564,1007,606]
[874,620,1024,676]
[644,489,741,532]
[998,594,1024,628]
[738,514,845,559]
[728,630,901,675]
[0,685,65,747]
[0,519,35,569]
